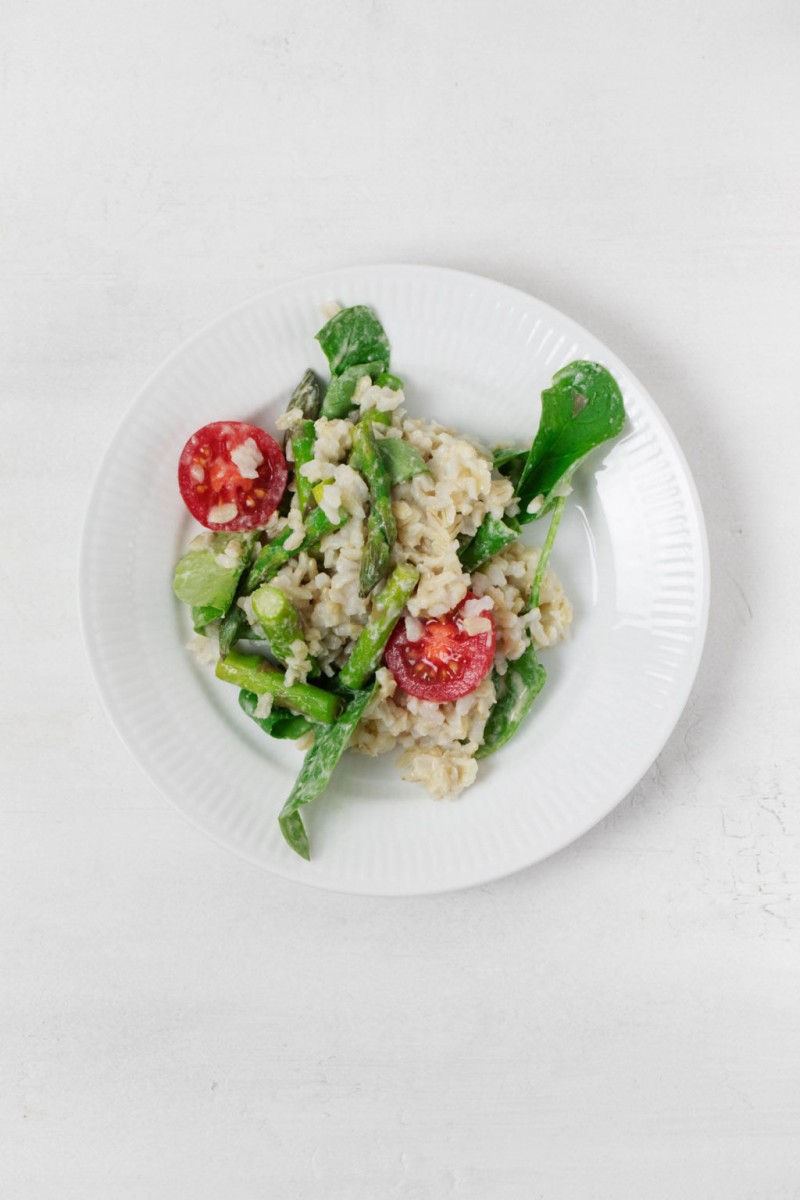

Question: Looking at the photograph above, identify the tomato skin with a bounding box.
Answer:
[178,421,288,531]
[384,593,496,702]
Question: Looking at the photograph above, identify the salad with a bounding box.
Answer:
[173,304,625,860]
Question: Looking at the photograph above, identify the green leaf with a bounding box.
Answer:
[192,604,221,632]
[321,360,386,419]
[375,371,403,391]
[315,305,390,376]
[475,645,547,759]
[492,446,527,493]
[516,361,625,522]
[172,533,250,611]
[458,513,520,573]
[376,438,429,484]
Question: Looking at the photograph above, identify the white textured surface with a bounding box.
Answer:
[80,265,709,892]
[2,0,799,1195]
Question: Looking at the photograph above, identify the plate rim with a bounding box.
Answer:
[78,263,710,895]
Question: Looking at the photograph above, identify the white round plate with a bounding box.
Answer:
[79,265,709,895]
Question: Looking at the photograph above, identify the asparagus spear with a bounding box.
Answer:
[290,419,317,516]
[355,409,428,486]
[215,651,341,724]
[238,689,313,740]
[218,605,250,659]
[359,511,392,597]
[278,681,378,860]
[349,419,396,596]
[245,497,349,593]
[285,368,322,422]
[475,645,547,759]
[251,584,317,675]
[338,563,420,691]
[219,487,350,656]
[283,370,322,512]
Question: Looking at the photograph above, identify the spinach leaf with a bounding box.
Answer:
[173,533,252,616]
[375,371,403,391]
[493,445,526,470]
[458,514,520,573]
[376,438,429,484]
[192,604,221,634]
[515,361,625,523]
[475,645,547,759]
[321,360,386,419]
[316,305,390,376]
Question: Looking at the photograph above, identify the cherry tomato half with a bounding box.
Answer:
[384,593,496,702]
[178,421,288,531]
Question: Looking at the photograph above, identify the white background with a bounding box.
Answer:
[2,1,799,1196]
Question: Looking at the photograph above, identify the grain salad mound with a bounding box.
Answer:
[234,377,574,799]
[173,302,626,862]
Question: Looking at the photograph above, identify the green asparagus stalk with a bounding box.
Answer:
[359,511,393,596]
[349,418,395,543]
[219,487,349,657]
[244,498,349,593]
[238,689,314,740]
[459,514,521,573]
[353,410,428,487]
[350,419,396,596]
[282,369,322,509]
[278,681,378,860]
[338,563,420,691]
[218,605,250,658]
[251,584,317,675]
[284,368,322,424]
[475,645,547,759]
[215,651,341,724]
[290,419,317,515]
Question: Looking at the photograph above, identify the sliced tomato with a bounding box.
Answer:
[178,421,288,531]
[384,593,496,702]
